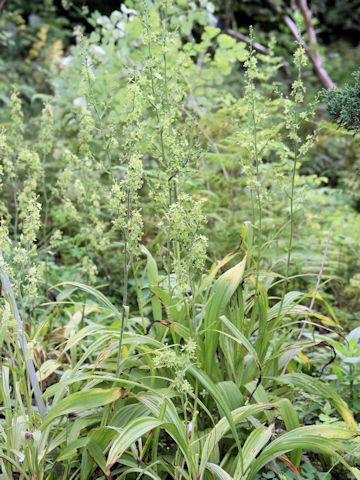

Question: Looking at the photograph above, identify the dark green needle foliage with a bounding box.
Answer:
[325,70,360,131]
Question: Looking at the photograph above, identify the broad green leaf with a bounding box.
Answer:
[217,381,244,411]
[217,34,236,49]
[189,366,243,469]
[87,439,107,475]
[206,463,234,479]
[204,256,246,376]
[64,325,161,352]
[268,291,304,320]
[107,417,163,469]
[220,315,260,363]
[239,425,274,475]
[245,425,358,479]
[43,374,144,399]
[254,283,270,360]
[57,438,89,461]
[202,26,220,41]
[69,417,99,445]
[54,281,122,318]
[199,403,274,477]
[137,392,195,473]
[198,252,239,294]
[244,382,273,423]
[269,291,337,327]
[275,398,301,467]
[41,388,123,430]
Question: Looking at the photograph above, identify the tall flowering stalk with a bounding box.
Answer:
[109,77,144,375]
[141,9,208,311]
[0,93,46,424]
[276,45,315,329]
[37,102,55,287]
[0,92,42,309]
[244,31,263,285]
[284,45,308,283]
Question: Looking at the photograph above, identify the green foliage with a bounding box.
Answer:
[0,1,69,102]
[0,1,359,479]
[325,70,360,131]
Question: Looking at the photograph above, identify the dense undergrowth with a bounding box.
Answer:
[0,1,359,479]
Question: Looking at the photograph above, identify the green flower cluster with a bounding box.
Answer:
[154,339,197,395]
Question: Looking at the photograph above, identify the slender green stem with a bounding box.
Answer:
[285,139,298,283]
[13,176,18,240]
[277,72,301,323]
[247,43,262,288]
[250,86,262,286]
[41,153,50,288]
[116,192,131,377]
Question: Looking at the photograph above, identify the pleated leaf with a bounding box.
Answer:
[107,417,163,469]
[199,403,274,477]
[206,463,234,480]
[204,256,246,375]
[246,425,358,480]
[41,388,123,430]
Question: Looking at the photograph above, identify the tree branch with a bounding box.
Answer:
[224,0,232,31]
[268,0,336,89]
[226,28,269,54]
[298,0,336,89]
[225,28,290,75]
